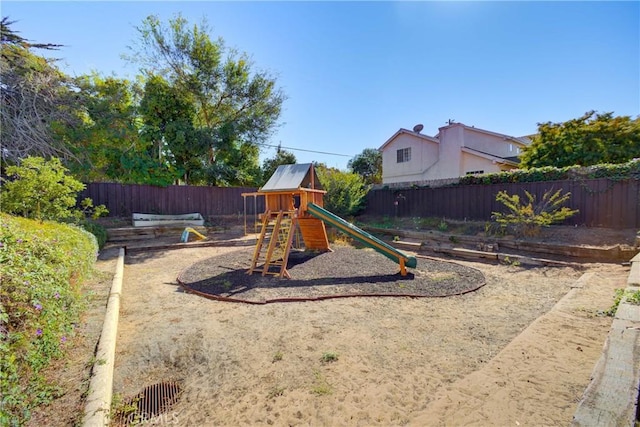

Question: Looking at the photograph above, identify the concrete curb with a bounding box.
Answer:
[83,247,125,427]
[572,253,640,425]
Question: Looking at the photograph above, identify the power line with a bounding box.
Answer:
[258,142,354,158]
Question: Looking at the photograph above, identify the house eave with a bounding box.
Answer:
[379,128,439,151]
[439,122,530,146]
[461,147,520,167]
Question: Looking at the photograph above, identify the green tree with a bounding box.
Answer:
[63,73,189,186]
[65,74,159,183]
[198,122,263,186]
[0,18,80,165]
[139,74,207,184]
[261,146,297,183]
[127,14,286,185]
[521,111,640,168]
[0,156,106,222]
[348,148,382,185]
[315,166,368,218]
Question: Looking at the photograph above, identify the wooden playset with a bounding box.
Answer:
[243,163,330,278]
[242,163,417,279]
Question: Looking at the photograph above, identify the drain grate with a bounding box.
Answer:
[115,381,182,425]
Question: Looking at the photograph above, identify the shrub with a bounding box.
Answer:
[492,188,579,237]
[458,158,640,186]
[1,156,108,223]
[79,219,108,249]
[1,156,108,247]
[0,213,98,425]
[316,166,368,218]
[1,157,84,222]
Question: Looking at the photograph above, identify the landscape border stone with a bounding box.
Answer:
[83,248,125,427]
[572,253,640,425]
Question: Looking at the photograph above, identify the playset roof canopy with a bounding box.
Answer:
[260,163,323,193]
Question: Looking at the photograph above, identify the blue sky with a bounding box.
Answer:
[4,1,639,170]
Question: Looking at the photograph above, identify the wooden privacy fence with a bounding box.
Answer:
[80,183,264,218]
[83,179,640,229]
[363,178,640,229]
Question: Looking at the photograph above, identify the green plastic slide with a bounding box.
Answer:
[306,203,417,269]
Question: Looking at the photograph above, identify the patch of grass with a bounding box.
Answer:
[460,223,484,236]
[501,256,521,267]
[311,370,332,395]
[111,392,143,425]
[272,351,283,363]
[330,231,354,246]
[267,386,285,399]
[376,216,396,229]
[417,217,442,228]
[431,273,457,283]
[627,290,640,305]
[604,288,640,317]
[320,351,339,363]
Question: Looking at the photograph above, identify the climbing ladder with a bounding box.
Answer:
[248,210,297,278]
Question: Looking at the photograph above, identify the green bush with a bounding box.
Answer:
[0,213,98,425]
[458,158,640,186]
[79,220,108,249]
[1,156,108,223]
[492,188,579,237]
[316,166,368,218]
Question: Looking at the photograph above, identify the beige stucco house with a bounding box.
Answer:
[379,122,530,185]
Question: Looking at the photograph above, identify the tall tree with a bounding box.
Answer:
[315,165,368,218]
[127,14,286,185]
[139,74,207,184]
[521,111,640,168]
[348,148,382,185]
[0,18,79,165]
[65,74,165,183]
[261,146,297,184]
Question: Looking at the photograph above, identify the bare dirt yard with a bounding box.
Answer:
[106,230,630,426]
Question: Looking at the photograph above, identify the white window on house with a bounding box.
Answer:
[465,170,484,175]
[509,143,513,152]
[397,147,411,163]
[517,147,521,154]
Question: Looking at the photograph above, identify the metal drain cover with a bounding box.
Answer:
[115,381,182,425]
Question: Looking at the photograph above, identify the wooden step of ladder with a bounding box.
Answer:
[248,210,297,278]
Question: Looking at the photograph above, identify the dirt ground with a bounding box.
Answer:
[107,237,629,426]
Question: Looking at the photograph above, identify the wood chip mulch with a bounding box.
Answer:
[177,246,486,304]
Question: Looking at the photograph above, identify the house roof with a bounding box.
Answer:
[378,128,439,151]
[461,147,520,166]
[503,155,521,163]
[379,123,530,152]
[441,122,531,146]
[260,163,322,192]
